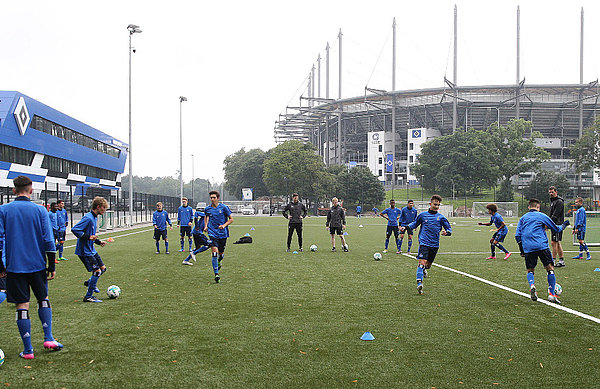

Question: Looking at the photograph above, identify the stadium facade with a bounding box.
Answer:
[0,91,127,197]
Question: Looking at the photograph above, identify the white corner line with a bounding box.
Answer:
[402,253,600,325]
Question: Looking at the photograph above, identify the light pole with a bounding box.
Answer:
[179,96,187,205]
[191,154,194,204]
[127,24,142,227]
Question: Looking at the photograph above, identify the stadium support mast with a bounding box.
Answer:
[453,5,458,133]
[338,29,343,164]
[311,64,315,107]
[326,42,330,165]
[516,6,520,120]
[391,18,397,187]
[579,7,584,138]
[317,54,321,98]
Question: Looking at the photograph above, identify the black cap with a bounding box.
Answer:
[292,193,299,197]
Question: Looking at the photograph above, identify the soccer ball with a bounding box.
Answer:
[310,244,318,252]
[0,348,4,366]
[554,283,562,296]
[107,285,121,299]
[373,252,382,261]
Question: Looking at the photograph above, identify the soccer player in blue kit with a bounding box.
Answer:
[181,204,212,265]
[402,195,452,294]
[478,203,511,260]
[515,198,569,304]
[204,191,233,283]
[572,197,591,260]
[71,197,109,303]
[178,197,194,252]
[153,202,173,254]
[399,200,418,254]
[0,176,63,359]
[56,199,69,260]
[380,199,402,254]
[48,203,60,264]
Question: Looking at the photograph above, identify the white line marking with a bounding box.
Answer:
[402,253,600,324]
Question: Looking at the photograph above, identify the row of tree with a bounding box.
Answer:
[223,141,385,208]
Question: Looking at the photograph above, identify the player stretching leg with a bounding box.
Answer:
[399,200,418,253]
[204,191,233,283]
[402,195,451,294]
[381,199,401,254]
[572,197,591,260]
[0,176,63,359]
[72,197,109,303]
[153,202,173,254]
[182,204,212,265]
[478,203,511,260]
[515,198,569,304]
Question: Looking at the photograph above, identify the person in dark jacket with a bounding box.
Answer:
[283,193,307,252]
[326,197,348,252]
[548,186,565,267]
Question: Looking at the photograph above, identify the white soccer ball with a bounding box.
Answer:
[107,285,121,299]
[310,244,318,252]
[554,283,562,296]
[373,252,382,261]
[0,348,4,366]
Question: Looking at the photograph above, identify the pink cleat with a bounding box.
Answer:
[486,256,496,260]
[19,351,34,359]
[504,252,512,260]
[43,340,63,351]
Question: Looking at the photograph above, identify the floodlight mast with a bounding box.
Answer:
[127,23,142,226]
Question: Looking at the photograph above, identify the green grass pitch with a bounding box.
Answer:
[0,215,599,387]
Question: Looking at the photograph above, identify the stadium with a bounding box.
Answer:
[274,7,600,198]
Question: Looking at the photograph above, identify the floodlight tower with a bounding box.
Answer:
[127,23,142,226]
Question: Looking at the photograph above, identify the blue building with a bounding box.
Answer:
[0,91,127,196]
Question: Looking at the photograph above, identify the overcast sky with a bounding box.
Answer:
[3,0,600,182]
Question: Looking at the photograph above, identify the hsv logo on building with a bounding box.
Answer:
[13,97,31,136]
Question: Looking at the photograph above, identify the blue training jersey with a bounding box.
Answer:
[205,203,232,239]
[153,210,172,231]
[400,206,418,226]
[381,207,402,226]
[56,208,68,232]
[408,210,452,248]
[0,197,56,273]
[356,205,362,213]
[48,211,59,232]
[515,209,565,253]
[71,211,100,256]
[491,212,508,233]
[193,211,205,235]
[575,206,587,232]
[178,206,194,225]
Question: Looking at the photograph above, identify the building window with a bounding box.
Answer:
[0,144,35,166]
[378,169,382,176]
[41,155,117,181]
[30,115,121,158]
[409,143,414,150]
[378,145,383,152]
[409,156,414,163]
[378,157,382,165]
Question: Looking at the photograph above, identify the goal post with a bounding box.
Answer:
[472,202,519,218]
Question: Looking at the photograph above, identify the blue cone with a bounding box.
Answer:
[360,331,375,341]
[250,227,255,231]
[292,251,298,254]
[343,232,349,236]
[594,268,600,272]
[244,233,250,237]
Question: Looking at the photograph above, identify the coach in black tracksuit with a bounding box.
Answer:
[326,197,349,252]
[549,186,565,267]
[283,193,307,252]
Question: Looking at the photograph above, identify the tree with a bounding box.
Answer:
[223,148,268,200]
[521,171,570,211]
[487,119,550,201]
[338,166,385,209]
[411,128,499,196]
[263,140,326,199]
[570,116,600,173]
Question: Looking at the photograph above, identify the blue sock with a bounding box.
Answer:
[398,238,403,250]
[527,272,535,288]
[180,240,184,250]
[58,244,63,258]
[37,300,54,342]
[497,243,508,254]
[0,291,6,304]
[184,253,192,261]
[579,244,584,255]
[211,253,219,274]
[194,246,209,255]
[16,309,33,353]
[218,253,224,262]
[583,243,589,253]
[408,240,412,252]
[416,264,424,282]
[156,241,160,252]
[188,239,193,250]
[85,275,100,299]
[491,244,496,256]
[165,241,169,252]
[384,238,389,249]
[547,270,556,295]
